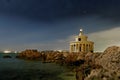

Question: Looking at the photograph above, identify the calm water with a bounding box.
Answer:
[0,53,75,80]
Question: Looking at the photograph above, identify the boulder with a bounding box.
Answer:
[85,68,120,80]
[17,49,41,60]
[3,55,12,58]
[76,46,120,80]
[96,46,120,73]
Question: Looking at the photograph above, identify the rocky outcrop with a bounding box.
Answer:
[85,46,120,80]
[17,50,86,66]
[84,68,120,80]
[96,46,120,74]
[75,52,101,80]
[17,49,41,60]
[3,55,12,58]
[40,51,65,63]
[64,52,85,66]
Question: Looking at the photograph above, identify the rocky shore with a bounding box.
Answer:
[16,46,120,80]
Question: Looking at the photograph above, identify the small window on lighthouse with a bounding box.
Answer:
[78,38,81,41]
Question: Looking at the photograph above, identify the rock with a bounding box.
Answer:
[42,52,61,63]
[76,66,86,80]
[3,55,12,58]
[96,46,120,73]
[85,68,120,80]
[76,46,120,80]
[84,69,107,80]
[64,53,85,66]
[17,49,41,60]
[85,46,120,80]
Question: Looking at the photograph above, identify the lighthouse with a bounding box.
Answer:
[70,29,94,53]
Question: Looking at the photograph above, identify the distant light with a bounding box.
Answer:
[3,50,11,53]
[80,29,83,32]
[14,51,18,53]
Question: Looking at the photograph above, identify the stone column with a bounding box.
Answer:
[83,44,85,52]
[78,44,80,52]
[76,44,78,52]
[85,44,86,52]
[87,44,89,52]
[77,44,79,52]
[89,44,92,51]
[81,44,83,52]
[89,44,90,52]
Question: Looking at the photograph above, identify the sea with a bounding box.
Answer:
[0,53,76,80]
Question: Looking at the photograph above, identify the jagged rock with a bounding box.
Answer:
[17,49,41,60]
[96,46,120,73]
[76,46,120,80]
[85,46,120,80]
[85,68,120,80]
[76,68,85,80]
[64,53,85,66]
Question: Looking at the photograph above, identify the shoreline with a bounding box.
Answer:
[0,46,120,80]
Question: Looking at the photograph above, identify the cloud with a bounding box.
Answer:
[2,27,120,52]
[1,0,120,21]
[88,27,120,52]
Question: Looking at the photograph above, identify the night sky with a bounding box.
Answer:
[0,0,120,52]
